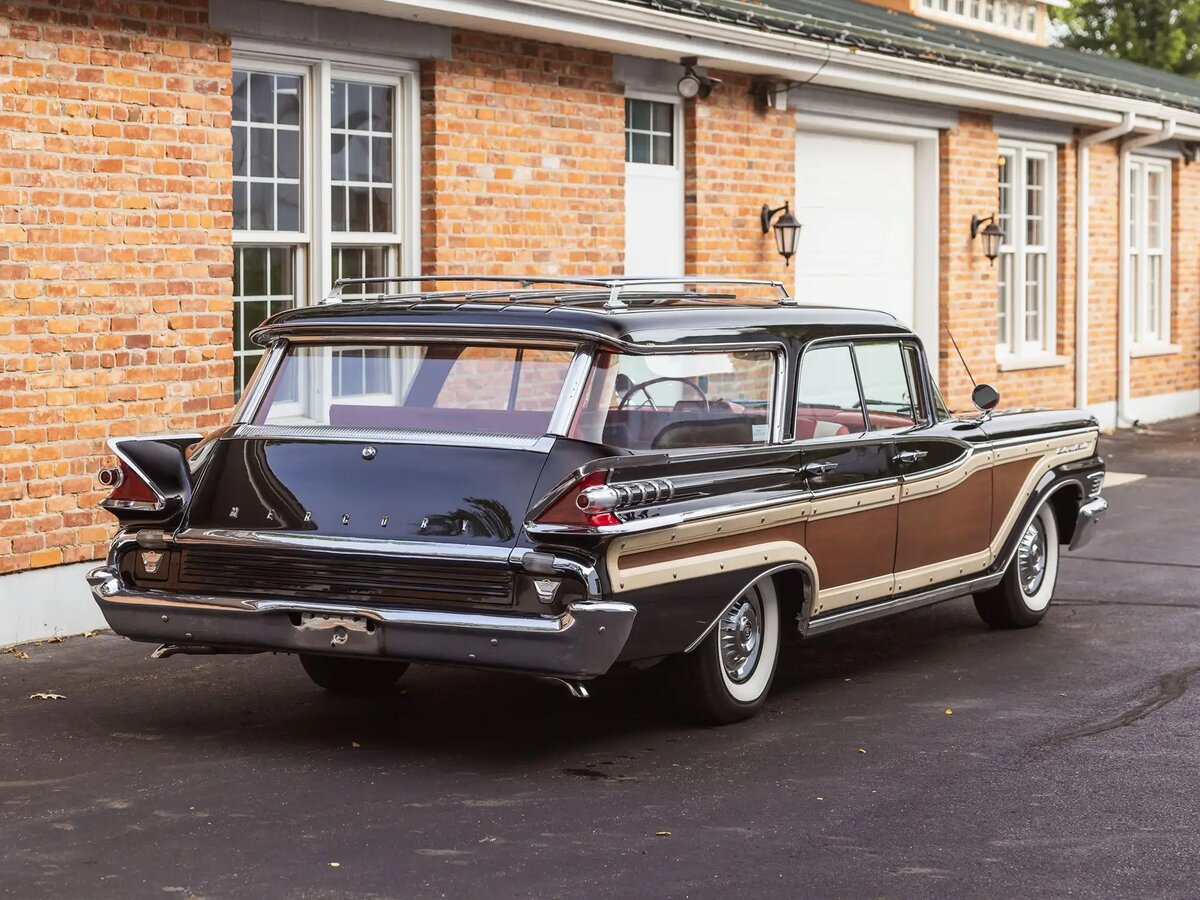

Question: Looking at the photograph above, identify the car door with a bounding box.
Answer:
[792,341,899,617]
[880,341,993,594]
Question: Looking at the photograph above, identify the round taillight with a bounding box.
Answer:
[98,466,124,488]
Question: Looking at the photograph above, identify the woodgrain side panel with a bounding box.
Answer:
[622,522,806,570]
[990,457,1038,540]
[804,504,897,590]
[895,468,992,572]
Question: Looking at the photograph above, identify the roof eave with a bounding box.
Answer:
[286,0,1200,137]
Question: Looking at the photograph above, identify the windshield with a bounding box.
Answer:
[253,343,576,436]
[570,349,776,450]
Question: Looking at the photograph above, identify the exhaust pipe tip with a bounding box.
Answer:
[547,677,590,700]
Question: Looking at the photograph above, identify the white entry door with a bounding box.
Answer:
[624,96,683,277]
[794,123,938,356]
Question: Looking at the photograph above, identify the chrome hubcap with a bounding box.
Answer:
[1017,517,1048,596]
[719,589,763,684]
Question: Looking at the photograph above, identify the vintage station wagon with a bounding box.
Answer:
[88,276,1108,723]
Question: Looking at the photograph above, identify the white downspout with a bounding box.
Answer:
[1075,112,1135,412]
[1117,118,1177,426]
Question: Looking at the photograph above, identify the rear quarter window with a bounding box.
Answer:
[570,350,776,450]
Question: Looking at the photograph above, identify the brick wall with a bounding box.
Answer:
[420,31,625,276]
[937,112,998,410]
[684,71,796,291]
[1086,141,1120,405]
[0,0,232,575]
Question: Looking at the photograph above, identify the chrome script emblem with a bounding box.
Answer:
[141,551,164,575]
[533,578,561,603]
[362,446,376,460]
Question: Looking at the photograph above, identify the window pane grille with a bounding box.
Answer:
[234,246,296,397]
[624,98,675,166]
[233,69,303,232]
[330,80,395,233]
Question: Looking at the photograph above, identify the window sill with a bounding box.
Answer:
[995,353,1070,372]
[1129,342,1181,359]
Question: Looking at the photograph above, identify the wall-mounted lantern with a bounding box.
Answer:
[761,201,802,266]
[970,214,1004,264]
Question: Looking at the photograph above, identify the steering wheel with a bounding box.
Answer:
[616,376,710,412]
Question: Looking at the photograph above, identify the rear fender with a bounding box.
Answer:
[101,434,202,528]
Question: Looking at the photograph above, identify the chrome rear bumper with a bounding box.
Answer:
[1069,497,1108,551]
[87,567,635,678]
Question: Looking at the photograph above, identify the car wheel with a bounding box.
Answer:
[675,577,780,725]
[974,502,1060,629]
[299,654,409,694]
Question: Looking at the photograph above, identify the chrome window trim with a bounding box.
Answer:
[232,341,287,425]
[230,423,554,452]
[788,331,933,446]
[547,343,596,436]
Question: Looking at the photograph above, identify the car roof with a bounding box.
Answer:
[254,295,914,350]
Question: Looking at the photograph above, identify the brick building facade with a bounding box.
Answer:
[2,0,1199,641]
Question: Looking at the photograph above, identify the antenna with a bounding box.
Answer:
[945,325,976,388]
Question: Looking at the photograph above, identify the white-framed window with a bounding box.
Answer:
[921,0,1039,33]
[996,141,1056,357]
[624,97,676,167]
[231,47,416,398]
[1126,156,1173,346]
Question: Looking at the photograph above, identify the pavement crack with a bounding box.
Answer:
[1052,663,1200,744]
[1066,556,1200,571]
[1056,598,1200,611]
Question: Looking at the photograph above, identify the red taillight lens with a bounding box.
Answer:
[534,470,620,528]
[100,461,158,506]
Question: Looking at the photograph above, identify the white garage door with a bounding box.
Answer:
[794,131,917,331]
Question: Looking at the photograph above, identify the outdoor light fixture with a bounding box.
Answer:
[677,57,716,100]
[971,213,1004,264]
[761,202,802,266]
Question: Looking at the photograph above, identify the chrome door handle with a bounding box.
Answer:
[893,449,928,465]
[799,462,839,477]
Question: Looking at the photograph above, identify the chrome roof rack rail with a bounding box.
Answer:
[321,274,793,309]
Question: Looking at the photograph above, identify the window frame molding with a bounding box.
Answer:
[1124,153,1174,350]
[622,90,683,179]
[232,40,420,308]
[995,137,1058,362]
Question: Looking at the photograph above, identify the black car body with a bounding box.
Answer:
[88,276,1107,722]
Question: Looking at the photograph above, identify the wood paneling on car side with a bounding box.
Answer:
[604,430,1099,629]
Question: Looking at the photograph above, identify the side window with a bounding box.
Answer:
[794,344,867,439]
[853,342,916,431]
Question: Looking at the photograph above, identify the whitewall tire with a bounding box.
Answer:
[974,503,1060,629]
[675,576,781,724]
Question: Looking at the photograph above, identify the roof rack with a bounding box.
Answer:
[323,275,795,310]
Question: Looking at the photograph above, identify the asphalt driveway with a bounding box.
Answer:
[2,419,1198,899]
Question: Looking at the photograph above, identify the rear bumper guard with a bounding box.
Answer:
[87,567,635,679]
[1069,497,1108,551]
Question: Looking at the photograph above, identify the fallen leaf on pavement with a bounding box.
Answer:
[15,651,29,660]
[945,709,953,715]
[46,636,63,643]
[856,748,866,754]
[29,692,65,701]
[655,831,671,837]
[328,862,341,868]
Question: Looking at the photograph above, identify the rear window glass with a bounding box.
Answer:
[254,343,575,436]
[570,350,775,450]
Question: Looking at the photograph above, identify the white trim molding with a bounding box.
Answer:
[0,562,107,648]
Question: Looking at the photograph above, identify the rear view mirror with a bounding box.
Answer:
[971,383,1001,413]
